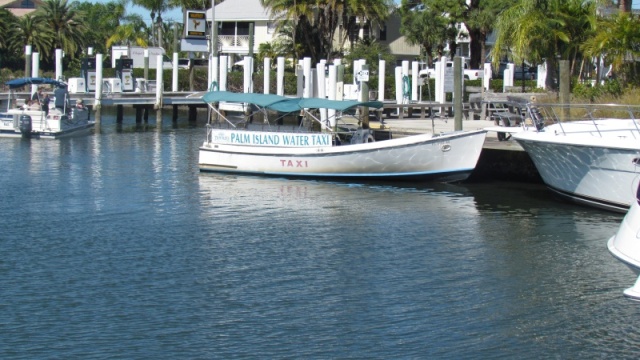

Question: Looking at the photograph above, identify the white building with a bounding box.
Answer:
[204,0,277,64]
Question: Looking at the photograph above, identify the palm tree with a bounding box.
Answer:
[400,0,459,66]
[465,0,512,69]
[271,21,299,59]
[261,0,308,59]
[35,0,87,60]
[492,0,578,89]
[107,14,151,48]
[132,0,177,48]
[582,12,640,83]
[0,9,18,52]
[15,15,55,56]
[262,0,390,63]
[342,0,389,51]
[74,0,130,55]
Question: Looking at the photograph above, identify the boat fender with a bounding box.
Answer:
[19,115,32,138]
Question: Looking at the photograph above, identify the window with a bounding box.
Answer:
[267,22,276,34]
[379,25,387,41]
[236,22,251,36]
[21,0,36,8]
[219,22,235,36]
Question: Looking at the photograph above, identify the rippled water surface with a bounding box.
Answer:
[1,111,639,358]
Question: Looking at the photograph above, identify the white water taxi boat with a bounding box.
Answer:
[511,102,640,212]
[608,183,640,300]
[1,78,93,139]
[199,91,487,182]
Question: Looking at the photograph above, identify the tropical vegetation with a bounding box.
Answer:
[0,0,637,97]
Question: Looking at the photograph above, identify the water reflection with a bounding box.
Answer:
[1,121,639,358]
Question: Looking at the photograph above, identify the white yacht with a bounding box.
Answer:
[512,102,640,212]
[608,183,640,300]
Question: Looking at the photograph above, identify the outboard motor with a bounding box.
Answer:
[19,115,32,138]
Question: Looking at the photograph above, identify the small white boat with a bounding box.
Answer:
[0,77,93,139]
[511,102,640,212]
[199,91,487,182]
[607,183,640,300]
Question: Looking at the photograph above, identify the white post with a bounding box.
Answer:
[378,60,385,102]
[394,66,403,105]
[401,60,409,79]
[143,49,149,80]
[219,56,228,91]
[504,63,515,91]
[328,64,337,128]
[243,56,253,93]
[208,53,213,90]
[264,57,271,94]
[401,60,409,103]
[356,59,366,102]
[155,55,163,109]
[211,56,219,91]
[95,53,103,109]
[483,63,492,90]
[335,59,343,101]
[31,52,40,96]
[276,57,285,96]
[212,56,220,91]
[537,63,546,89]
[435,60,443,103]
[411,61,419,102]
[353,59,363,85]
[172,52,179,92]
[55,49,63,81]
[303,57,311,98]
[316,62,327,123]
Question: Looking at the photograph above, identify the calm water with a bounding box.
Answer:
[1,110,639,359]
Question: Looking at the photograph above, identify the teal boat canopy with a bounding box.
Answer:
[296,98,383,111]
[202,91,384,113]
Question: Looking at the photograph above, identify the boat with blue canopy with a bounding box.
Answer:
[199,91,487,182]
[1,77,93,139]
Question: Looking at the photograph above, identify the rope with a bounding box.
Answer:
[402,76,411,103]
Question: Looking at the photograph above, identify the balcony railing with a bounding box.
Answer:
[218,35,251,48]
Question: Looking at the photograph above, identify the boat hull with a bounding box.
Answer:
[0,108,93,139]
[514,125,640,212]
[199,129,487,182]
[608,193,640,299]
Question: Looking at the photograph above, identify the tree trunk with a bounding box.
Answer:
[467,28,483,69]
[619,0,631,12]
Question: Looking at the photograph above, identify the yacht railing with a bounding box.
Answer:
[526,102,640,138]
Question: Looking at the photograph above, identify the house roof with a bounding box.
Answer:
[6,7,37,16]
[1,0,42,17]
[206,0,271,21]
